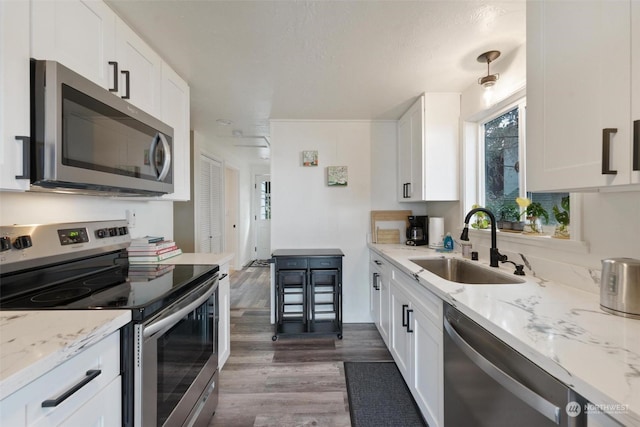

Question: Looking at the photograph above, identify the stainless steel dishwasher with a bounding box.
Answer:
[443,302,587,427]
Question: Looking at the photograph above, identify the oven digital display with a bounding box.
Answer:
[57,228,89,245]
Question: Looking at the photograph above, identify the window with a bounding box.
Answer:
[479,100,569,229]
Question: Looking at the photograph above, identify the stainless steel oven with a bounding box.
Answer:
[29,60,174,196]
[136,275,218,427]
[0,220,219,427]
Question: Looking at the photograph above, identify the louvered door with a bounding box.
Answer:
[197,155,223,253]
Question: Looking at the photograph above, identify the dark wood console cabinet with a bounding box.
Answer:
[271,249,344,341]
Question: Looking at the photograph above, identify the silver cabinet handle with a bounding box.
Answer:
[444,317,561,425]
[144,278,216,338]
[602,128,618,175]
[42,369,101,407]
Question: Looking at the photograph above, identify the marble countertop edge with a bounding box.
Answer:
[0,310,131,401]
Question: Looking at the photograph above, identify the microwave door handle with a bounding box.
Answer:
[156,133,172,181]
[443,317,561,425]
[150,133,171,181]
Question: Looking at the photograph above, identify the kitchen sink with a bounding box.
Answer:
[410,258,525,285]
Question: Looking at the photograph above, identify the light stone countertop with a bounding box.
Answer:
[370,243,640,426]
[0,310,131,400]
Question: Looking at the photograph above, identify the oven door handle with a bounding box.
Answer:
[143,279,216,338]
[444,317,561,425]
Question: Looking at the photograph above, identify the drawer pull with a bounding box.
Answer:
[108,61,118,92]
[634,120,639,171]
[15,136,30,179]
[42,369,101,407]
[601,128,618,175]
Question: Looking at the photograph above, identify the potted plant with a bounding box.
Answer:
[523,201,549,234]
[470,204,490,229]
[552,196,570,239]
[497,204,520,230]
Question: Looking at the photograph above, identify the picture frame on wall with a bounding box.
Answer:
[327,166,348,186]
[302,150,318,166]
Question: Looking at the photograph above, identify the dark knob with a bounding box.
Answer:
[0,236,11,252]
[96,229,108,239]
[109,228,118,236]
[118,227,128,235]
[13,235,32,250]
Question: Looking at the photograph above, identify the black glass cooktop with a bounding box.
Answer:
[0,250,218,321]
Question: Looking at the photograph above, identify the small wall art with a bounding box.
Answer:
[302,150,318,167]
[327,166,348,186]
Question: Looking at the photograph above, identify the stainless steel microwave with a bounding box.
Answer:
[30,59,174,196]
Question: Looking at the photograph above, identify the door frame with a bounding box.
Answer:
[253,173,271,261]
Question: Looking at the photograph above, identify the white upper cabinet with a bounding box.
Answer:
[31,0,162,118]
[0,0,31,191]
[160,62,191,201]
[397,93,460,202]
[114,18,162,118]
[527,0,639,191]
[632,1,640,185]
[31,0,116,89]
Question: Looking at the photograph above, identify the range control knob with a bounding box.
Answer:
[0,236,11,252]
[109,228,118,237]
[96,229,108,239]
[13,235,32,250]
[118,226,128,235]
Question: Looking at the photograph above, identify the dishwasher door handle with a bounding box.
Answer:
[444,317,561,425]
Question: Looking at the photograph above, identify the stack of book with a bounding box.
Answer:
[127,236,182,263]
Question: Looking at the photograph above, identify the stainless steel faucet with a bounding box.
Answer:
[460,207,507,267]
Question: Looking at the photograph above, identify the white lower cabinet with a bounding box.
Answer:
[219,262,231,369]
[0,331,121,427]
[388,267,443,427]
[369,254,390,345]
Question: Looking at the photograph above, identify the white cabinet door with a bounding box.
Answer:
[397,96,423,201]
[389,277,411,382]
[632,2,640,185]
[369,261,381,328]
[411,304,443,427]
[31,0,116,89]
[423,93,459,201]
[0,0,30,191]
[218,262,231,369]
[114,18,162,118]
[397,93,459,201]
[378,263,390,346]
[160,62,191,201]
[527,0,632,191]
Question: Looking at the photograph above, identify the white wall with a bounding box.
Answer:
[0,191,174,238]
[270,120,375,322]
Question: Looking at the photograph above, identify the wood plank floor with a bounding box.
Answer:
[210,265,393,427]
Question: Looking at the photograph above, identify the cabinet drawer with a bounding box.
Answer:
[276,257,308,269]
[22,331,121,426]
[309,258,341,269]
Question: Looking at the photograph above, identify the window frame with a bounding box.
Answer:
[463,93,584,245]
[477,99,527,210]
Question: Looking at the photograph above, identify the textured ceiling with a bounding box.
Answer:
[107,0,525,156]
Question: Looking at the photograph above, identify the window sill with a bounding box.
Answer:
[466,228,590,254]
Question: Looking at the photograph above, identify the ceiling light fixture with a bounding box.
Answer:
[477,50,501,89]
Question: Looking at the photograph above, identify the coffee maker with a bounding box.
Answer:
[406,215,428,246]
